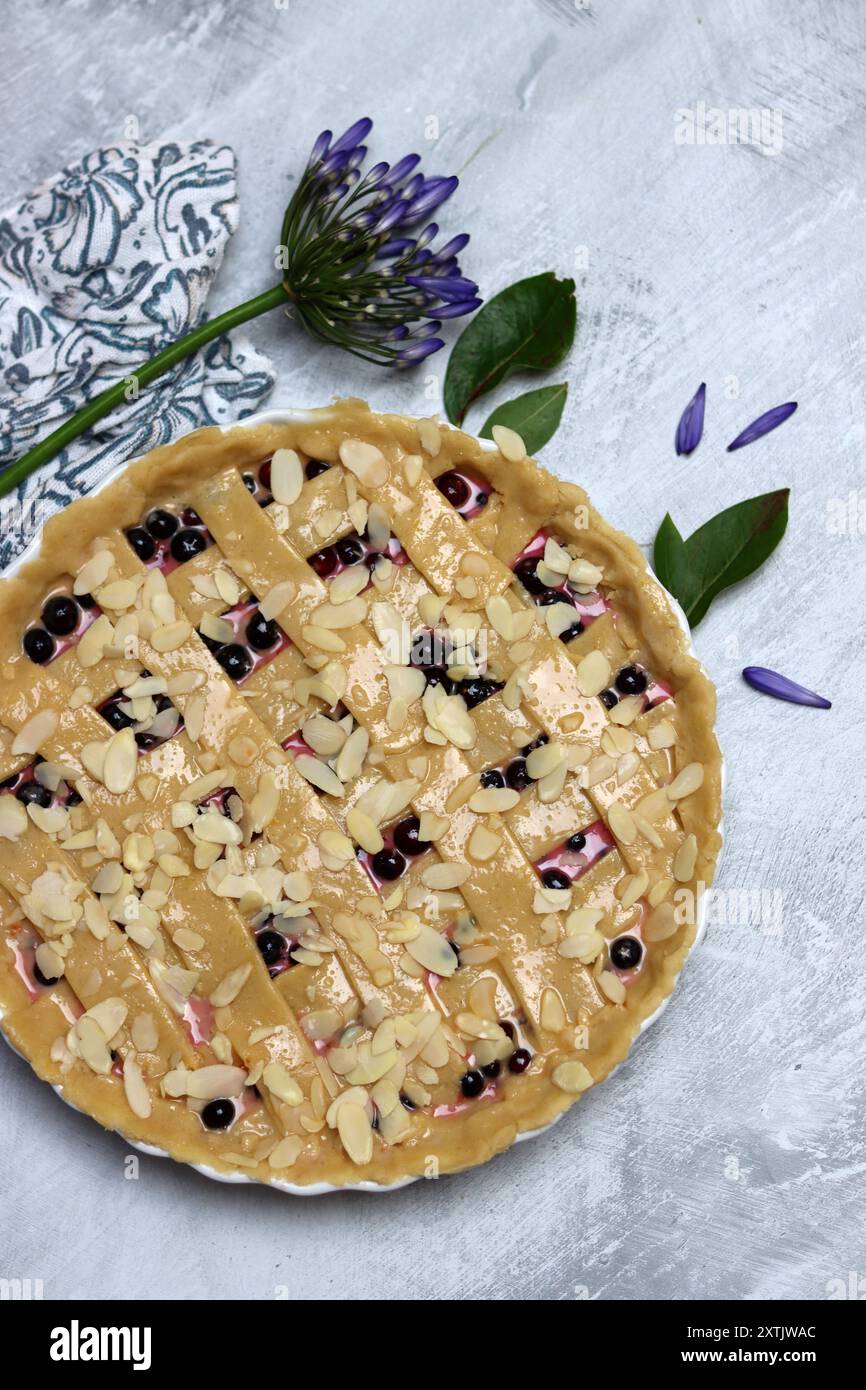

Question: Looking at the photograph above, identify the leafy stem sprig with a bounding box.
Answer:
[1,117,479,500]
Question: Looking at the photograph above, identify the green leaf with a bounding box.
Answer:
[653,489,790,627]
[444,273,576,426]
[479,383,568,455]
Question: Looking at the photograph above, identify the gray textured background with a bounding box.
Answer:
[1,0,864,1302]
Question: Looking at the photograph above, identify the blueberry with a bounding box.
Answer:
[400,1092,416,1111]
[499,1019,516,1041]
[23,628,55,664]
[508,1048,531,1074]
[482,1060,501,1079]
[201,1098,235,1130]
[560,621,585,643]
[371,847,407,881]
[459,676,504,709]
[126,526,156,561]
[242,473,257,494]
[538,590,565,606]
[65,790,83,807]
[16,781,52,808]
[170,528,207,564]
[180,508,203,527]
[259,460,272,490]
[542,867,571,891]
[41,595,79,636]
[521,733,549,755]
[256,929,288,968]
[566,832,587,853]
[309,547,337,578]
[599,688,618,710]
[514,557,546,596]
[305,459,331,479]
[610,936,643,970]
[460,1069,485,1099]
[480,769,506,789]
[411,632,437,668]
[216,643,253,681]
[393,816,430,857]
[101,701,134,732]
[505,758,531,791]
[77,592,96,609]
[145,508,178,539]
[475,490,488,508]
[33,962,59,987]
[335,535,365,567]
[424,665,453,693]
[615,664,648,696]
[435,470,470,508]
[246,611,279,650]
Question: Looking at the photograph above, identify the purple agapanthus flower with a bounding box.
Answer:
[675,382,706,456]
[279,118,480,366]
[742,666,831,708]
[728,402,798,452]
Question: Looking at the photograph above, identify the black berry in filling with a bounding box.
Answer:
[170,528,207,564]
[335,535,365,567]
[371,847,406,881]
[145,508,178,540]
[505,758,531,791]
[305,459,331,479]
[126,526,156,561]
[101,701,134,732]
[256,929,289,969]
[41,595,79,636]
[566,832,587,853]
[610,936,643,970]
[392,816,430,857]
[246,611,279,650]
[77,592,96,609]
[459,676,504,709]
[33,961,59,987]
[435,470,471,508]
[522,733,548,755]
[423,665,453,693]
[23,628,55,664]
[560,621,585,643]
[242,473,257,494]
[599,688,618,710]
[508,1048,531,1074]
[499,1019,516,1041]
[309,547,337,578]
[480,768,506,789]
[15,781,52,808]
[542,867,571,891]
[514,557,546,596]
[460,1069,485,1099]
[482,1060,501,1079]
[615,664,648,696]
[216,643,253,681]
[180,508,203,527]
[201,1098,235,1130]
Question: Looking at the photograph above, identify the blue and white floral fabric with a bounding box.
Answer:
[0,140,275,565]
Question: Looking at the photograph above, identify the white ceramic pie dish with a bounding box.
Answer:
[0,404,724,1196]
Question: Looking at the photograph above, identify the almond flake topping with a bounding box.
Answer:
[576,649,611,697]
[123,1055,152,1119]
[491,423,527,462]
[405,924,458,977]
[262,1063,303,1106]
[270,448,304,505]
[551,1060,593,1093]
[337,1101,374,1166]
[339,438,389,488]
[13,709,59,757]
[667,762,705,800]
[0,798,28,841]
[210,963,251,1008]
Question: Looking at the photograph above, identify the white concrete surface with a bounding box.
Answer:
[0,0,863,1301]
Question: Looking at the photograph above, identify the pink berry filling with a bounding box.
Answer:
[512,529,609,640]
[434,467,494,519]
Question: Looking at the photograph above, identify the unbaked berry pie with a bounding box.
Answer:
[0,403,722,1188]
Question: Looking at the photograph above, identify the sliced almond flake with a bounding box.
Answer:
[312,596,367,630]
[673,834,698,882]
[568,557,604,590]
[648,878,672,908]
[271,447,304,505]
[648,719,677,750]
[645,901,678,942]
[194,809,243,846]
[445,772,481,813]
[583,753,615,789]
[294,753,345,798]
[468,786,520,814]
[185,1064,247,1100]
[418,810,448,841]
[95,577,140,610]
[608,695,642,727]
[616,751,641,785]
[403,452,423,486]
[339,438,389,487]
[302,623,346,653]
[180,769,231,802]
[346,807,384,854]
[27,802,69,835]
[491,423,526,462]
[418,593,447,627]
[405,924,458,977]
[537,761,568,804]
[329,565,369,606]
[551,1059,593,1093]
[74,549,113,596]
[544,601,578,639]
[576,649,611,697]
[122,1054,152,1118]
[599,970,627,1004]
[200,612,235,646]
[543,536,572,576]
[35,941,64,981]
[336,1101,374,1165]
[421,861,470,890]
[150,620,192,653]
[467,822,502,863]
[258,579,296,623]
[76,613,116,668]
[347,499,368,534]
[385,664,426,704]
[318,828,355,869]
[540,987,568,1032]
[559,930,604,962]
[0,797,28,841]
[166,669,206,697]
[485,593,514,641]
[371,600,410,661]
[608,802,637,845]
[617,868,649,909]
[417,418,441,456]
[102,727,138,795]
[75,1015,113,1074]
[172,926,204,951]
[210,962,252,1008]
[313,507,343,540]
[526,740,566,781]
[268,1135,303,1170]
[460,552,490,577]
[131,1012,159,1052]
[262,1062,304,1106]
[667,762,704,800]
[13,709,59,757]
[284,869,312,902]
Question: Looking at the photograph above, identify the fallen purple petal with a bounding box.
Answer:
[675,382,706,456]
[728,402,798,452]
[742,666,831,708]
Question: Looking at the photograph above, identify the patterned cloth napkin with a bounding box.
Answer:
[0,140,275,566]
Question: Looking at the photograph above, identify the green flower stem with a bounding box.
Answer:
[0,283,289,500]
